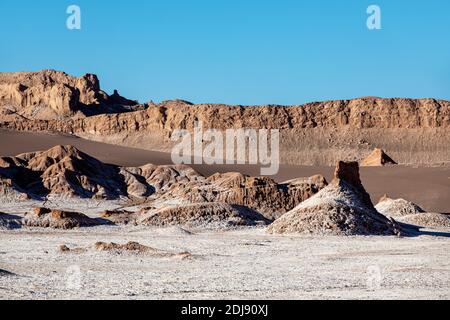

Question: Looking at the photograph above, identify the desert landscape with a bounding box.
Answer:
[0,70,449,300]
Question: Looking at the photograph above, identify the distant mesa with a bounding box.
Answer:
[268,161,405,236]
[360,148,397,167]
[1,70,450,167]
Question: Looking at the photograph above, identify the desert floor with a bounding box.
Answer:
[1,226,450,300]
[1,130,449,213]
[1,130,449,300]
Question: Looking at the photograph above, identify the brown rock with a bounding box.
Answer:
[1,84,449,167]
[0,70,138,120]
[93,241,192,259]
[361,148,397,167]
[268,161,404,236]
[0,145,201,200]
[153,172,327,220]
[100,209,141,225]
[24,207,100,229]
[139,202,270,229]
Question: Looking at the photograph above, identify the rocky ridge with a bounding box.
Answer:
[0,145,326,220]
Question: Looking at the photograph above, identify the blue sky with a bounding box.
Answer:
[0,0,449,105]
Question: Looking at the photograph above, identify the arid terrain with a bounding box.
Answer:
[0,70,449,300]
[1,227,449,300]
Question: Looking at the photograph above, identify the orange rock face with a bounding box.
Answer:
[0,70,137,120]
[361,148,397,167]
[1,71,449,166]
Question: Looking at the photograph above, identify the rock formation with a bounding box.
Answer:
[60,241,192,259]
[375,195,425,217]
[100,209,140,225]
[23,207,100,229]
[399,213,450,228]
[360,148,397,166]
[1,71,449,166]
[0,145,200,200]
[139,202,270,229]
[0,70,137,120]
[0,212,22,230]
[267,162,403,236]
[156,172,328,219]
[0,145,325,221]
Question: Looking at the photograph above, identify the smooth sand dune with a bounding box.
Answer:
[0,130,449,213]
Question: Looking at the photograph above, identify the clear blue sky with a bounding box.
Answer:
[0,0,449,105]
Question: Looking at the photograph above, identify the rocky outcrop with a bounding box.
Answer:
[23,207,100,229]
[0,212,22,230]
[61,241,192,259]
[375,195,426,217]
[1,94,449,166]
[267,162,404,236]
[151,172,327,219]
[361,148,397,166]
[0,70,137,120]
[0,145,200,200]
[399,213,450,228]
[0,145,325,220]
[139,202,270,229]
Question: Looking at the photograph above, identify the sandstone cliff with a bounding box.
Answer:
[1,70,449,166]
[0,70,137,120]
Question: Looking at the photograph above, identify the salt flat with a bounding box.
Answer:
[1,226,449,300]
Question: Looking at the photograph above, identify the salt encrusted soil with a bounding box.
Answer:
[0,226,449,300]
[138,202,270,229]
[376,196,426,217]
[399,213,450,228]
